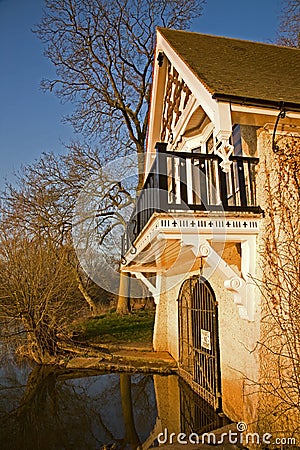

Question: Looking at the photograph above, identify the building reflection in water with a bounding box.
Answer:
[0,365,229,450]
[152,374,230,448]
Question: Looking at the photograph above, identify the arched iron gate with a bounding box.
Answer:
[178,275,222,410]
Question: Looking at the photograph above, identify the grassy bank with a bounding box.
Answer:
[73,310,155,345]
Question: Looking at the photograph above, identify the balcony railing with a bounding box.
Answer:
[122,143,261,255]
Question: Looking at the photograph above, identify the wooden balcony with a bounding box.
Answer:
[122,143,261,257]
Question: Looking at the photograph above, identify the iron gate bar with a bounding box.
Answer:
[179,377,230,436]
[178,275,222,411]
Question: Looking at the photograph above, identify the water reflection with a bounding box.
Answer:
[153,374,229,444]
[0,361,228,450]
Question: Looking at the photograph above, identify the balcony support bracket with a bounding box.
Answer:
[185,235,256,321]
[131,272,162,305]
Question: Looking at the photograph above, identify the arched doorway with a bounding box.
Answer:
[178,275,221,410]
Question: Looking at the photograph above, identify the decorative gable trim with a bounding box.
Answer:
[161,63,192,142]
[146,31,233,175]
[156,31,216,123]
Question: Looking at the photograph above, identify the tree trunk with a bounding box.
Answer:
[75,269,98,315]
[21,317,58,365]
[116,271,131,315]
[120,373,141,449]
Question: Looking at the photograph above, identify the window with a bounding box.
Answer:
[206,133,214,154]
[231,124,242,155]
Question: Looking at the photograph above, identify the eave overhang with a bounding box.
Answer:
[213,93,300,113]
[122,211,261,274]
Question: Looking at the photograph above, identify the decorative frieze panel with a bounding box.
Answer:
[161,63,191,143]
[122,214,260,264]
[159,218,259,231]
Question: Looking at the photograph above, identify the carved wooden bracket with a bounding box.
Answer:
[161,63,191,143]
[131,272,162,305]
[186,236,256,321]
[216,141,234,173]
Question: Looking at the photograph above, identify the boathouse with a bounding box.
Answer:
[121,29,300,429]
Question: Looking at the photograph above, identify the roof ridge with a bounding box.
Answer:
[157,27,300,52]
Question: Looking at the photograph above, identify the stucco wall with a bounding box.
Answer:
[207,267,260,427]
[153,274,181,360]
[254,129,300,439]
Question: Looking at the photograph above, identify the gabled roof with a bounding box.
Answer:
[158,28,300,111]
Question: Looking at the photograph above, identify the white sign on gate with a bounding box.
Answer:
[201,329,211,350]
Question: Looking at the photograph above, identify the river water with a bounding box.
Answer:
[0,353,228,450]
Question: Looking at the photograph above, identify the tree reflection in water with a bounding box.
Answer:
[0,356,229,450]
[0,363,157,450]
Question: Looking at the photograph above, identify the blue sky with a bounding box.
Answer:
[0,0,283,189]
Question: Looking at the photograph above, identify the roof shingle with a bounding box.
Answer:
[158,28,300,109]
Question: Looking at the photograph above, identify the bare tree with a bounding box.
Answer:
[1,153,99,312]
[0,230,81,364]
[34,0,206,314]
[277,0,300,47]
[34,0,204,164]
[1,146,129,315]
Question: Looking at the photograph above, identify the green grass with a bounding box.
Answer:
[74,310,155,345]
